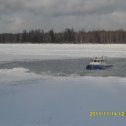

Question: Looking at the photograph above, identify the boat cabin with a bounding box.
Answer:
[89,57,106,65]
[86,57,112,70]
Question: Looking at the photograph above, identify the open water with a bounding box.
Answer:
[0,58,126,77]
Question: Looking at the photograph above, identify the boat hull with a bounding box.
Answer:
[86,64,113,70]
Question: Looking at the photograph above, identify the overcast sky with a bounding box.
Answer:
[0,0,126,33]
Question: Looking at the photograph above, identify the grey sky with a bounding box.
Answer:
[0,0,126,33]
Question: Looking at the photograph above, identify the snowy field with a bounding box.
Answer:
[0,44,126,126]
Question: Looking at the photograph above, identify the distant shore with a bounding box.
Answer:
[0,29,126,44]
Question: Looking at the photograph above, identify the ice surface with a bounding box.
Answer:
[0,67,42,84]
[0,69,126,126]
[0,44,126,126]
[0,44,126,61]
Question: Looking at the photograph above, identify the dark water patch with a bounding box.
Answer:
[0,58,126,77]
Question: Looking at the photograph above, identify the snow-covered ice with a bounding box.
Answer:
[0,44,126,61]
[0,44,126,126]
[0,69,126,126]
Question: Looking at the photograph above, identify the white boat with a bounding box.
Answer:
[86,57,113,70]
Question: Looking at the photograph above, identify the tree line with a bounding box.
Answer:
[0,28,126,43]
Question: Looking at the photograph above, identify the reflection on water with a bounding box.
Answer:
[0,58,126,77]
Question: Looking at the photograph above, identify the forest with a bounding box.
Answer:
[0,28,126,43]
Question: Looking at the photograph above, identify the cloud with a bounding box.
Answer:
[0,0,126,32]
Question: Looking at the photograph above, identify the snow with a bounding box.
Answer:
[0,44,126,126]
[0,44,126,61]
[0,67,42,83]
[0,70,126,126]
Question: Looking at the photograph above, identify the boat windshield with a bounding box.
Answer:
[91,59,104,62]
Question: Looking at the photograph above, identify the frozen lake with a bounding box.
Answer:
[0,44,126,126]
[0,58,126,126]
